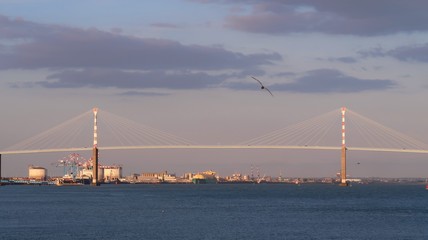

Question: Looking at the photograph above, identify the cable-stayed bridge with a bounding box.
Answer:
[1,107,427,186]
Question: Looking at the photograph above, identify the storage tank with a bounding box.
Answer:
[103,166,122,181]
[28,166,47,180]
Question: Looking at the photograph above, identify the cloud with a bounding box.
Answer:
[360,43,428,62]
[150,22,180,28]
[110,28,123,34]
[118,91,170,97]
[229,69,396,93]
[193,0,428,36]
[0,15,281,71]
[30,67,396,93]
[36,68,230,89]
[327,57,357,63]
[386,44,428,62]
[358,47,386,58]
[271,72,296,78]
[0,14,283,92]
[316,56,358,63]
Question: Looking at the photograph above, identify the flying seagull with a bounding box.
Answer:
[251,76,274,97]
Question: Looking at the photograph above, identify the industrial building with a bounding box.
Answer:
[101,165,122,182]
[137,171,167,183]
[77,165,122,183]
[134,171,178,183]
[80,168,104,182]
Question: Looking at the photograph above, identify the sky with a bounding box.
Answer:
[1,0,428,178]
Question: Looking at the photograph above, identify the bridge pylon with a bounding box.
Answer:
[339,107,349,187]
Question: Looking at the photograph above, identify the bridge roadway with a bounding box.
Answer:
[1,145,428,155]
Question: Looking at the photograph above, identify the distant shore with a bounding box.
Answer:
[1,177,427,186]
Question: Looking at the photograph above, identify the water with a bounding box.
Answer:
[1,184,427,240]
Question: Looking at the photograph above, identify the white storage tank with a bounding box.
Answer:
[103,166,122,181]
[28,166,47,180]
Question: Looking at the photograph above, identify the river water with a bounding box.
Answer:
[1,184,427,239]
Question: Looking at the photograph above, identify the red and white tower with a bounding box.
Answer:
[93,107,98,147]
[342,107,346,148]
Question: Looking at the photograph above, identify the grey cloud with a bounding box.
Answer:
[36,68,229,89]
[235,68,266,78]
[358,47,387,58]
[271,72,296,77]
[0,15,281,70]
[387,44,428,62]
[110,28,123,34]
[118,91,170,97]
[193,0,428,36]
[150,22,180,28]
[34,68,272,90]
[360,44,428,62]
[327,57,357,64]
[229,69,396,93]
[276,69,396,93]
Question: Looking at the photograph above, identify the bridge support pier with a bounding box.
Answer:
[0,154,3,186]
[91,147,100,186]
[339,146,348,186]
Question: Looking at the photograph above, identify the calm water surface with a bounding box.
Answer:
[1,184,427,240]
